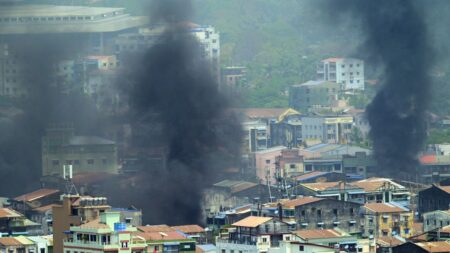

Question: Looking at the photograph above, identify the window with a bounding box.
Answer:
[87,159,94,165]
[290,164,296,169]
[266,159,271,164]
[299,245,304,251]
[52,160,60,166]
[262,238,267,243]
[121,241,128,249]
[317,209,322,217]
[350,208,354,215]
[155,246,159,251]
[333,209,338,216]
[350,64,353,67]
[383,217,388,224]
[102,158,108,164]
[74,160,80,165]
[66,160,73,165]
[301,210,306,216]
[222,250,226,253]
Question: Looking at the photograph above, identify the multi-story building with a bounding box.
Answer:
[270,109,302,148]
[0,208,41,236]
[244,120,270,153]
[317,58,365,90]
[300,115,353,144]
[268,240,343,253]
[418,184,450,214]
[0,3,148,97]
[292,229,359,253]
[42,123,118,177]
[295,181,366,204]
[419,154,450,184]
[289,80,340,113]
[136,228,196,253]
[423,210,450,232]
[252,146,286,185]
[221,66,247,91]
[392,241,450,253]
[63,211,147,253]
[52,195,111,253]
[275,149,304,179]
[361,203,414,238]
[216,216,290,253]
[274,197,361,234]
[0,236,37,253]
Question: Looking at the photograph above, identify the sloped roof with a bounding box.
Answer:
[364,203,408,213]
[171,225,204,234]
[437,185,450,194]
[0,208,23,218]
[213,180,257,193]
[282,197,323,208]
[294,171,328,182]
[135,231,189,241]
[14,188,59,202]
[294,229,346,240]
[0,237,22,246]
[138,225,174,233]
[232,216,272,228]
[79,219,110,230]
[353,178,404,192]
[33,204,58,213]
[377,236,405,247]
[415,241,450,252]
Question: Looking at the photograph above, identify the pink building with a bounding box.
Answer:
[252,146,286,185]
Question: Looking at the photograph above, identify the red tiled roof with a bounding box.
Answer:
[282,197,323,208]
[294,229,345,240]
[171,225,204,234]
[14,188,59,202]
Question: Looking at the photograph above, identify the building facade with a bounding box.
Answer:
[289,80,340,112]
[361,203,414,238]
[300,115,353,144]
[317,58,365,90]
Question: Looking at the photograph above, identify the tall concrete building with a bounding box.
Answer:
[301,115,353,144]
[289,80,340,113]
[0,3,147,97]
[317,58,365,90]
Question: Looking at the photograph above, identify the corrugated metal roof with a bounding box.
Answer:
[294,229,346,240]
[14,188,59,202]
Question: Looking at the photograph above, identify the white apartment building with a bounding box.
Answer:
[191,25,220,84]
[317,58,365,90]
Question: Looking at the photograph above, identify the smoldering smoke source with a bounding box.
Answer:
[128,0,241,224]
[323,0,431,175]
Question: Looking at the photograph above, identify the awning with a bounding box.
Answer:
[317,222,324,225]
[382,215,390,218]
[301,223,308,226]
[333,221,340,224]
[349,220,356,224]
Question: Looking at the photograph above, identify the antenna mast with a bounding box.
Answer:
[63,164,78,195]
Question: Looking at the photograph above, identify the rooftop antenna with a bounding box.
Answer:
[63,164,78,195]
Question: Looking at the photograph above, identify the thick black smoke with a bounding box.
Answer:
[321,0,432,176]
[111,0,242,224]
[0,32,102,195]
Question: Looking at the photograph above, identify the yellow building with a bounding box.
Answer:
[362,203,414,238]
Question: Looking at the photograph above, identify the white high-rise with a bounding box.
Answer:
[317,57,365,90]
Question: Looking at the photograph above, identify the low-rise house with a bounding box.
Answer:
[171,225,206,244]
[29,204,56,235]
[361,203,414,238]
[196,244,216,253]
[204,180,278,214]
[0,237,36,253]
[295,181,366,204]
[418,184,450,215]
[0,208,41,236]
[292,229,359,253]
[293,171,347,184]
[216,216,290,253]
[393,241,450,253]
[268,240,344,253]
[423,210,450,232]
[427,225,450,241]
[63,211,147,253]
[352,178,410,207]
[376,236,405,253]
[28,236,53,253]
[11,188,60,214]
[135,229,196,253]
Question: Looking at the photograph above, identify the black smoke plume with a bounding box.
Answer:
[108,0,242,224]
[321,0,432,176]
[0,32,102,195]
